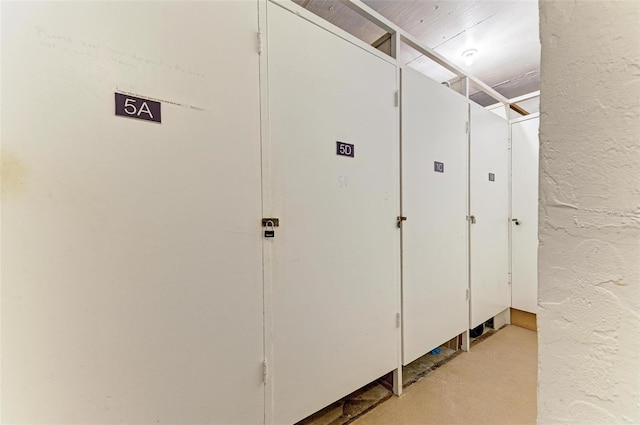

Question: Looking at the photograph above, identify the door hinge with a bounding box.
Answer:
[263,360,268,383]
[394,90,400,107]
[466,289,470,300]
[396,312,401,328]
[466,121,469,133]
[257,30,263,55]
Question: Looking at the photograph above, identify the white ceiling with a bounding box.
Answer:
[292,0,540,107]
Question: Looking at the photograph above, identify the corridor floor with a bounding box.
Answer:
[353,325,537,425]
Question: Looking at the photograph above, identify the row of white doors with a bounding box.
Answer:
[401,68,510,365]
[269,7,510,422]
[2,1,521,425]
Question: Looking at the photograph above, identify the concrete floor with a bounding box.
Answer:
[297,346,459,425]
[353,325,537,425]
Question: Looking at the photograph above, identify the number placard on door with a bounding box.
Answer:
[336,141,355,158]
[115,93,161,123]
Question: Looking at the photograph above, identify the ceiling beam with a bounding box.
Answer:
[509,90,541,104]
[338,0,510,105]
[338,0,398,35]
[510,103,530,116]
[401,34,510,105]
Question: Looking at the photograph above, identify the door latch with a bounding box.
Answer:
[467,215,476,224]
[397,216,407,228]
[512,218,520,226]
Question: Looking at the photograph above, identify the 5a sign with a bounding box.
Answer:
[115,93,161,123]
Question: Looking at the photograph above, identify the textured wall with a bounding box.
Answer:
[538,2,640,424]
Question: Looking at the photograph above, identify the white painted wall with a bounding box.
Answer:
[487,104,508,119]
[1,2,265,423]
[538,2,640,424]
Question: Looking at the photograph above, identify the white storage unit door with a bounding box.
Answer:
[265,3,400,424]
[469,104,510,328]
[1,2,264,424]
[400,68,469,365]
[511,116,540,314]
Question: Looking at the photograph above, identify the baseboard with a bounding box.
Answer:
[510,308,537,331]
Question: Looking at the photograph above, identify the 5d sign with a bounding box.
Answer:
[336,141,355,158]
[115,93,161,123]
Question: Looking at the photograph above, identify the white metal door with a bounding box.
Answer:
[265,3,400,424]
[469,104,510,328]
[401,68,469,365]
[1,3,264,424]
[511,116,540,313]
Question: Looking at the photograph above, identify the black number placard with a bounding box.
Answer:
[115,93,161,123]
[336,141,354,158]
[434,161,445,173]
[489,173,495,181]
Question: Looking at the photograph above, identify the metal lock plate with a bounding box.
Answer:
[262,217,279,238]
[261,218,279,227]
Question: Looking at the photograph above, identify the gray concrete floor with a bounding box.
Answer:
[297,324,509,425]
[353,326,537,425]
[297,344,462,425]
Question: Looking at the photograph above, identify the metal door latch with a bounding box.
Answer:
[467,215,476,224]
[397,216,407,228]
[512,218,520,226]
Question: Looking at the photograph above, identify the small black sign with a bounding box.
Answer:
[434,161,445,173]
[489,173,495,182]
[336,141,354,158]
[115,93,161,123]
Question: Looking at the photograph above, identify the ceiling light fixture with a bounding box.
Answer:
[462,49,478,66]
